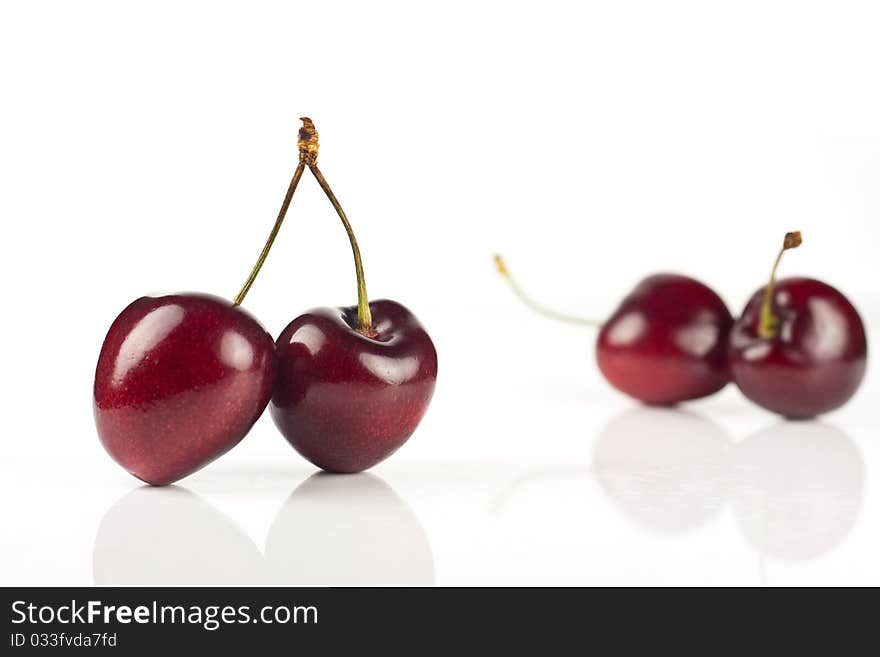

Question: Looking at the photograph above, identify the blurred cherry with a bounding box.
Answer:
[494,257,732,404]
[728,232,868,418]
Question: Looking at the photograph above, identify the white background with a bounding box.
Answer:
[1,0,878,585]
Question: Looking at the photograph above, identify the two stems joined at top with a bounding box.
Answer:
[234,117,375,337]
[298,118,375,336]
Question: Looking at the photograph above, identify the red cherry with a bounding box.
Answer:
[270,119,437,473]
[271,301,437,473]
[94,125,309,485]
[94,294,275,485]
[729,280,867,418]
[727,232,867,418]
[596,274,732,404]
[494,257,732,404]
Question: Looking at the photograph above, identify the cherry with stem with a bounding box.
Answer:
[94,124,311,485]
[757,231,802,339]
[270,118,438,473]
[493,253,733,405]
[728,230,867,418]
[298,118,376,337]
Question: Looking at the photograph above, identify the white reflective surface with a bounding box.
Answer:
[265,474,433,586]
[2,309,879,586]
[15,412,878,587]
[4,0,880,588]
[93,474,433,586]
[0,310,880,586]
[94,486,267,585]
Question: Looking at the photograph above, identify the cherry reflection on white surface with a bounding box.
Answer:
[490,408,733,535]
[93,486,266,585]
[593,408,732,534]
[265,473,434,585]
[491,407,865,575]
[732,422,863,562]
[91,413,864,586]
[597,410,864,561]
[94,473,433,585]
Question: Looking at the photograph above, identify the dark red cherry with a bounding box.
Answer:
[94,294,276,485]
[494,257,733,405]
[727,232,867,419]
[271,119,437,473]
[729,278,867,418]
[93,122,311,484]
[271,300,437,473]
[596,274,733,405]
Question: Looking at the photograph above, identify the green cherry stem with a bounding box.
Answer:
[233,138,307,306]
[493,254,603,328]
[299,117,376,337]
[757,230,802,339]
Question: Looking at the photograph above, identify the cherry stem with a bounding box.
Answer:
[757,231,802,339]
[233,144,306,306]
[300,117,375,336]
[493,255,603,328]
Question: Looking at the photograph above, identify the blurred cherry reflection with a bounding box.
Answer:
[592,408,733,533]
[491,407,864,565]
[265,473,434,585]
[732,422,863,562]
[93,486,265,585]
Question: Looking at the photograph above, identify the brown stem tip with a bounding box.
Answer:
[298,117,319,165]
[783,231,802,250]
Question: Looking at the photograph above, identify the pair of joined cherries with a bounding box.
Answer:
[94,119,438,486]
[496,231,867,418]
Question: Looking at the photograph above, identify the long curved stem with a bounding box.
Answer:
[233,163,305,305]
[298,117,374,336]
[494,255,603,328]
[757,231,802,339]
[309,164,373,333]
